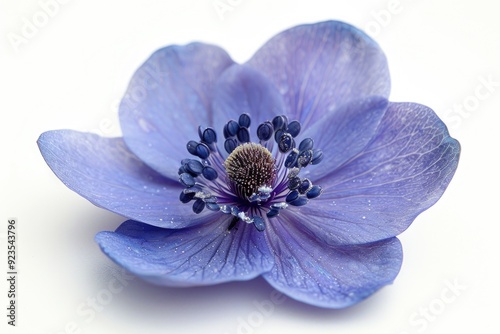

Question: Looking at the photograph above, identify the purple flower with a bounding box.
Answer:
[37,21,460,308]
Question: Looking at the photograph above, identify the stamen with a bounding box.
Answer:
[238,113,251,128]
[278,133,294,153]
[179,173,195,187]
[192,198,205,214]
[252,216,265,232]
[202,166,218,180]
[257,121,273,142]
[178,113,325,231]
[287,120,301,138]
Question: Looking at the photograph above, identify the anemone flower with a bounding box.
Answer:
[38,21,460,308]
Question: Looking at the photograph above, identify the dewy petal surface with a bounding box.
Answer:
[120,43,234,180]
[38,130,212,228]
[298,102,460,245]
[263,213,403,308]
[95,219,274,286]
[247,21,390,128]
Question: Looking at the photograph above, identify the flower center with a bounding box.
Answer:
[176,113,324,232]
[224,143,276,199]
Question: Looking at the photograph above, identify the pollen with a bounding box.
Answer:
[224,143,276,198]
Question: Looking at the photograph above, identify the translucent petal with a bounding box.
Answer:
[95,219,274,286]
[300,102,460,245]
[37,130,212,228]
[301,96,388,180]
[248,21,390,128]
[263,214,402,308]
[120,43,234,180]
[211,64,286,140]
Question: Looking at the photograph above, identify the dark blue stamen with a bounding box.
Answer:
[224,120,240,138]
[266,208,280,218]
[289,196,308,206]
[278,133,294,153]
[272,115,286,131]
[252,216,265,232]
[195,143,210,159]
[311,149,324,165]
[179,173,195,187]
[298,178,312,194]
[297,149,313,167]
[206,203,221,211]
[186,140,198,155]
[306,185,322,199]
[179,191,195,203]
[274,129,284,143]
[192,198,205,214]
[237,127,250,143]
[288,176,301,190]
[298,138,314,151]
[238,113,251,128]
[286,190,299,203]
[202,127,217,144]
[178,165,188,175]
[224,138,237,154]
[257,121,274,141]
[287,120,301,137]
[185,159,203,175]
[179,112,324,233]
[202,166,218,180]
[285,150,298,168]
[204,196,218,204]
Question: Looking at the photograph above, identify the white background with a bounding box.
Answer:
[1,0,499,333]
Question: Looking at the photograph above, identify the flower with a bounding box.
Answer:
[37,20,460,308]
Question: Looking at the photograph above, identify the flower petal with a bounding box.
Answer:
[247,21,390,128]
[95,219,274,286]
[301,96,388,180]
[37,130,213,228]
[120,43,234,180]
[300,102,460,245]
[263,214,402,308]
[211,64,286,137]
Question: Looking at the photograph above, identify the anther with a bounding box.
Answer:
[179,173,195,187]
[287,120,301,137]
[185,159,203,175]
[278,133,294,153]
[298,178,312,194]
[179,191,195,203]
[224,120,240,138]
[238,113,251,128]
[272,115,287,131]
[306,185,322,199]
[311,149,324,165]
[285,149,299,168]
[192,198,205,214]
[298,138,314,151]
[288,196,308,206]
[297,149,313,167]
[202,127,217,144]
[186,140,198,155]
[195,143,210,159]
[252,216,265,232]
[288,176,301,190]
[224,138,237,154]
[257,121,274,141]
[202,166,218,180]
[237,127,250,143]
